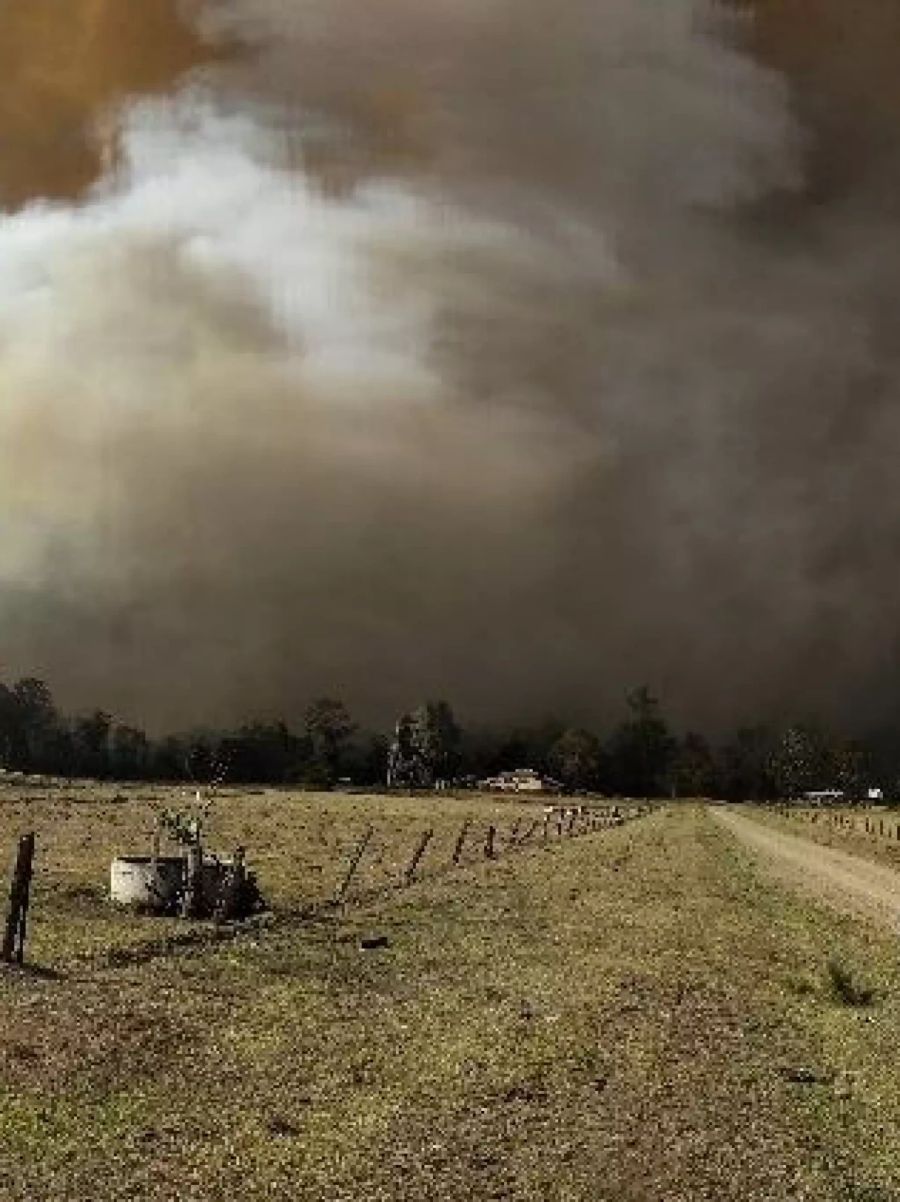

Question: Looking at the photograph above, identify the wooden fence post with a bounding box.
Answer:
[181,843,204,919]
[214,847,246,922]
[403,829,434,886]
[452,820,471,866]
[151,816,162,871]
[566,810,577,837]
[2,833,35,965]
[334,825,375,904]
[485,825,496,859]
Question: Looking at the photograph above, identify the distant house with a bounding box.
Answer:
[479,768,564,795]
[802,789,844,805]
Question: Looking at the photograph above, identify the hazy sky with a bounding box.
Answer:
[2,0,900,734]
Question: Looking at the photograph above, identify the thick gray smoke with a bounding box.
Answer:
[1,0,898,733]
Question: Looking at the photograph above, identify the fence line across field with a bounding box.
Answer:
[774,804,900,847]
[330,802,648,907]
[0,802,652,971]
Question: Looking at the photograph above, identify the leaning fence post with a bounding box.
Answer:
[485,825,496,859]
[403,828,434,886]
[335,825,375,904]
[2,833,35,965]
[452,820,471,866]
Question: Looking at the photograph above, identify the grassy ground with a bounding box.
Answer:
[1,799,900,1199]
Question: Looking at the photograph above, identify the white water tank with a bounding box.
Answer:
[109,856,184,910]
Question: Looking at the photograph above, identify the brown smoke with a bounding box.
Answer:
[0,0,221,209]
[3,0,900,737]
[742,0,900,198]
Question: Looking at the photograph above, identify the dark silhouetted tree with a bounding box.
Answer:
[387,701,461,788]
[6,677,62,771]
[72,710,113,779]
[719,725,777,801]
[607,687,675,798]
[387,712,419,788]
[305,698,355,785]
[549,728,603,792]
[768,725,826,799]
[671,731,719,798]
[110,724,150,781]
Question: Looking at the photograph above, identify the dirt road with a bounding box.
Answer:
[712,806,900,933]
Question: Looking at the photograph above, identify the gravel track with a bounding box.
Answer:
[711,805,900,932]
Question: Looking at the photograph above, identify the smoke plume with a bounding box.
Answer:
[2,0,899,734]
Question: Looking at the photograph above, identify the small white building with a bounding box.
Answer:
[803,789,844,805]
[479,768,563,794]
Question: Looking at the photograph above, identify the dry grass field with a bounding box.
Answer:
[1,793,900,1199]
[0,782,583,966]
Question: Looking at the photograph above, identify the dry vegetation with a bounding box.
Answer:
[1,794,900,1199]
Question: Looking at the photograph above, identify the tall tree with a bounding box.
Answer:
[670,731,719,798]
[548,728,603,792]
[387,712,419,788]
[110,724,150,781]
[305,698,355,785]
[607,687,675,798]
[768,725,827,799]
[387,701,461,788]
[72,710,113,779]
[8,677,61,771]
[0,681,19,768]
[824,737,869,801]
[416,700,461,786]
[720,725,777,801]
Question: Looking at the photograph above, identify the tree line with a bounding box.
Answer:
[0,675,896,800]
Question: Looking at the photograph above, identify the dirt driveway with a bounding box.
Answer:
[712,806,900,933]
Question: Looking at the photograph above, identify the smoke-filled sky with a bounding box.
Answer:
[2,0,900,734]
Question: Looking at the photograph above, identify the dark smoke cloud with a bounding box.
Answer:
[2,0,900,734]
